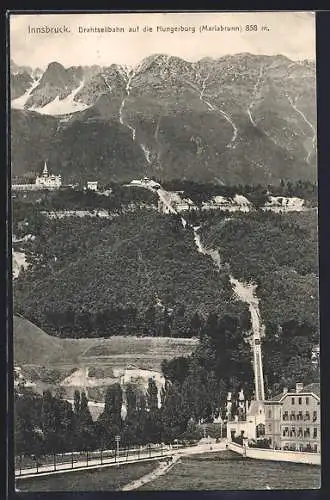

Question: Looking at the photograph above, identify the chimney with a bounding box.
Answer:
[283,387,288,394]
[296,383,304,393]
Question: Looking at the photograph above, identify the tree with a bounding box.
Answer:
[161,382,189,443]
[15,392,44,456]
[146,378,159,414]
[97,384,123,448]
[73,390,80,415]
[41,390,57,453]
[161,357,191,385]
[79,391,95,450]
[125,383,137,420]
[146,378,161,442]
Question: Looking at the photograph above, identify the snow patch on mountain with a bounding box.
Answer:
[31,81,90,116]
[11,78,41,109]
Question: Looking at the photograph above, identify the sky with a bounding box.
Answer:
[10,11,316,70]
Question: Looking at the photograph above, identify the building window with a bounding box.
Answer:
[283,411,289,421]
[268,410,272,418]
[305,411,310,421]
[306,397,310,405]
[297,411,303,421]
[313,428,317,439]
[290,411,295,421]
[283,427,289,437]
[313,411,317,422]
[256,424,265,438]
[313,444,318,453]
[291,397,295,405]
[298,397,302,405]
[268,424,272,432]
[298,427,303,437]
[304,428,310,438]
[290,426,296,437]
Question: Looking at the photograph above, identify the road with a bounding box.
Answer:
[16,442,227,480]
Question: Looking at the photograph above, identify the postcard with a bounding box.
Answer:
[9,11,320,492]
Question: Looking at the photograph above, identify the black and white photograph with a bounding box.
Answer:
[9,11,320,491]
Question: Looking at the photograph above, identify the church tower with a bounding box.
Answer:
[42,161,49,177]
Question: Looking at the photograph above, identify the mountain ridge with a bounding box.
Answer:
[10,53,317,185]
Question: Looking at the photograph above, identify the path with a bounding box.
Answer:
[122,442,227,491]
[16,447,171,479]
[16,442,226,481]
[122,455,180,491]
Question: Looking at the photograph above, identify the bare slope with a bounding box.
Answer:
[13,315,198,368]
[14,314,69,365]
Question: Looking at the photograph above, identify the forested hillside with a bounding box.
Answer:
[194,209,319,394]
[199,210,319,329]
[13,207,247,338]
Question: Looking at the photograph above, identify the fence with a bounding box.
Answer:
[15,444,180,478]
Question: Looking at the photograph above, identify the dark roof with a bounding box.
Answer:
[265,393,283,402]
[266,383,320,403]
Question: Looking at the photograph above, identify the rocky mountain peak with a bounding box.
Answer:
[11,53,317,186]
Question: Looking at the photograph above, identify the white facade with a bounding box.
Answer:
[129,178,161,189]
[227,400,265,441]
[87,181,98,191]
[35,161,62,189]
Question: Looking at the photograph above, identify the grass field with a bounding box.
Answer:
[17,460,160,492]
[13,314,198,403]
[138,451,321,490]
[14,315,198,368]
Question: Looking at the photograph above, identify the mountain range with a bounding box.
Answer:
[10,53,317,185]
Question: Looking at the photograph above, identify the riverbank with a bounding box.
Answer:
[228,442,321,465]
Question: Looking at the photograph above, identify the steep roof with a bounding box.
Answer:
[247,400,264,416]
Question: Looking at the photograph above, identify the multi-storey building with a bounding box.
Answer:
[264,383,320,452]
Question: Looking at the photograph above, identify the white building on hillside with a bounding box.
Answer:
[87,181,98,191]
[35,161,62,189]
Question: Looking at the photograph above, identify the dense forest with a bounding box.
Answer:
[199,210,319,331]
[13,207,247,338]
[12,184,158,220]
[13,191,318,340]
